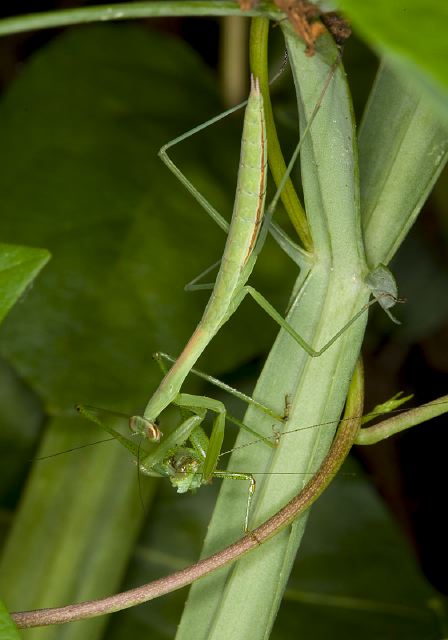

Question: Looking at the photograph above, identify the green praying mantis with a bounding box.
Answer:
[77,65,401,532]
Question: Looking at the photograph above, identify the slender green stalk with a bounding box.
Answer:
[220,16,248,106]
[249,17,313,250]
[0,1,280,37]
[357,394,448,445]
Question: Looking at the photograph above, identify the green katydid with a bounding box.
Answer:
[74,389,448,533]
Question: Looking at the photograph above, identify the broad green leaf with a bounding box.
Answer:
[0,244,49,325]
[0,245,48,511]
[0,600,21,640]
[359,63,448,268]
[0,357,43,511]
[338,0,448,120]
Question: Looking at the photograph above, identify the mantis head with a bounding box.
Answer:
[129,415,162,442]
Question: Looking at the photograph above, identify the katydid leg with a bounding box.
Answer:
[213,470,256,533]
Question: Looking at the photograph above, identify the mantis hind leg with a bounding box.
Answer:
[158,100,247,235]
[234,285,381,358]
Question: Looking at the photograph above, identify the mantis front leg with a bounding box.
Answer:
[135,393,257,532]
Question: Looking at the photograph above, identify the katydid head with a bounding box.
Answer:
[163,447,203,493]
[129,415,162,443]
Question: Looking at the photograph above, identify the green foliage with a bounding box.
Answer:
[0,600,21,640]
[0,244,49,325]
[274,459,446,639]
[339,0,448,121]
[0,243,49,515]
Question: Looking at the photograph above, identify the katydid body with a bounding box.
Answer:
[143,76,267,425]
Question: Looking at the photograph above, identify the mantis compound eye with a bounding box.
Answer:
[129,415,162,442]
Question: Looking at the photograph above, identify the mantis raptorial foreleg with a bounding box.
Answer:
[76,388,448,534]
[77,403,257,532]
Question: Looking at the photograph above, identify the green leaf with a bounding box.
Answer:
[0,245,48,509]
[0,358,43,511]
[338,0,448,120]
[0,600,21,640]
[359,62,448,267]
[0,244,49,325]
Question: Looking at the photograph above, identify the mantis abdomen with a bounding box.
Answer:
[143,77,267,423]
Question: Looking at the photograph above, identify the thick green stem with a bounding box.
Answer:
[177,26,369,640]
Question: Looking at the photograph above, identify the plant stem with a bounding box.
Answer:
[0,1,280,37]
[220,16,249,106]
[356,394,448,445]
[249,17,313,250]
